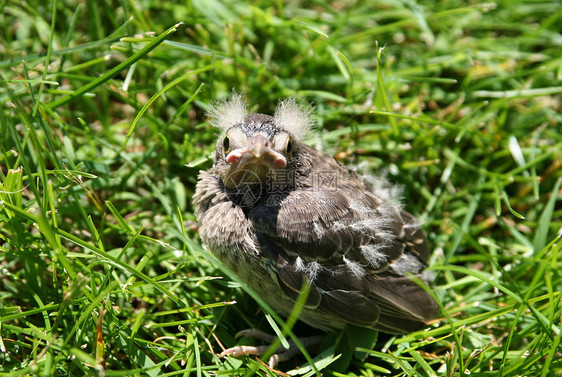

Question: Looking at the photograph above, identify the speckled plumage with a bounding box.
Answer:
[193,97,438,335]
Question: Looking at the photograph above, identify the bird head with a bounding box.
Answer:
[208,94,314,191]
[216,115,294,189]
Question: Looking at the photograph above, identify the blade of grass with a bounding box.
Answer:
[533,178,561,253]
[48,21,184,109]
[120,62,221,152]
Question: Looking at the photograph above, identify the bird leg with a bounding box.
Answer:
[219,328,324,368]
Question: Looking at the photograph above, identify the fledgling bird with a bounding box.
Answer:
[193,94,438,366]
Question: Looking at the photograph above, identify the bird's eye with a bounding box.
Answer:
[223,136,230,153]
[286,138,293,154]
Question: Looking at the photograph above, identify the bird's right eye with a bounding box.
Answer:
[223,136,230,153]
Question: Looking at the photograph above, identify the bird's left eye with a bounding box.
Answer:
[286,138,293,154]
[223,136,230,153]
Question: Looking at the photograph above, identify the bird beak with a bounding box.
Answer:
[226,134,287,168]
[250,134,267,159]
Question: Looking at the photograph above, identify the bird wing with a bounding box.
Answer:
[248,146,437,332]
[318,263,438,332]
[255,225,438,332]
[256,225,438,331]
[250,183,411,271]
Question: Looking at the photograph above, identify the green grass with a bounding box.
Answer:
[1,0,561,376]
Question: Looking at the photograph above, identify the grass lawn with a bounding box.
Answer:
[1,0,561,376]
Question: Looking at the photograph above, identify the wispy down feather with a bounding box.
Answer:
[208,94,315,139]
[274,98,315,140]
[207,92,248,131]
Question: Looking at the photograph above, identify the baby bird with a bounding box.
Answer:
[193,94,438,366]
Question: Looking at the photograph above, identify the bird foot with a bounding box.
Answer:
[219,328,323,368]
